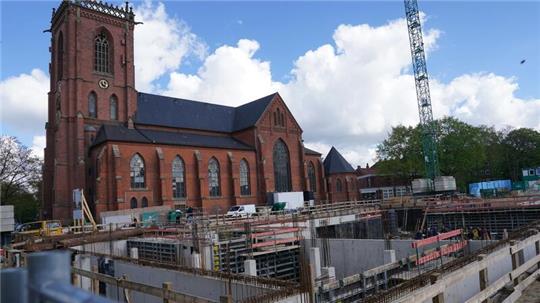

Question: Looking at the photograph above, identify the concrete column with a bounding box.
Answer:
[310,247,322,280]
[510,242,521,286]
[203,246,213,271]
[91,265,99,294]
[478,255,488,303]
[77,254,91,291]
[534,241,540,269]
[244,259,257,276]
[192,253,201,269]
[130,247,139,259]
[383,249,396,264]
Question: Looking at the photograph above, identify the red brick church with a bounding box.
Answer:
[42,0,358,222]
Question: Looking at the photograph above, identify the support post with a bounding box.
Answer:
[362,275,367,298]
[510,241,520,286]
[430,273,444,303]
[478,255,488,303]
[91,265,99,294]
[162,282,172,303]
[534,240,540,269]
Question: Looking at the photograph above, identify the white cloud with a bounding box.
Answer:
[0,69,49,134]
[164,39,281,106]
[432,73,540,130]
[30,135,46,159]
[133,1,207,92]
[161,15,539,167]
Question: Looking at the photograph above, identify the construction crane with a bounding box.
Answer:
[404,0,440,180]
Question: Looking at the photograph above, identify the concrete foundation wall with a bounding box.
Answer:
[73,240,128,257]
[109,260,272,303]
[305,239,489,279]
[443,271,481,303]
[397,234,540,303]
[488,251,513,285]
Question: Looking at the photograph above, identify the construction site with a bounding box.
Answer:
[1,0,540,303]
[2,196,540,303]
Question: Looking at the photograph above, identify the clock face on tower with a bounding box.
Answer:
[98,79,109,89]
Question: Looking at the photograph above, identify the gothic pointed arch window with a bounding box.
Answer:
[88,92,97,118]
[110,95,118,120]
[130,197,137,209]
[172,156,186,199]
[130,154,145,189]
[308,161,317,193]
[273,139,292,192]
[336,178,343,192]
[57,32,64,80]
[208,158,221,197]
[240,159,250,196]
[94,31,110,73]
[141,197,148,208]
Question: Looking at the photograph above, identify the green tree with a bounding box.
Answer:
[0,136,43,223]
[502,128,540,180]
[376,125,423,179]
[436,117,492,190]
[375,117,532,192]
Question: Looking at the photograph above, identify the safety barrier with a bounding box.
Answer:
[1,251,111,303]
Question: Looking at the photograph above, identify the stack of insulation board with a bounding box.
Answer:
[0,205,14,233]
[412,178,433,194]
[434,176,457,192]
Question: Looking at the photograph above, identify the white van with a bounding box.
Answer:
[226,204,256,218]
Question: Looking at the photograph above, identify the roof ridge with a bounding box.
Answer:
[138,92,236,110]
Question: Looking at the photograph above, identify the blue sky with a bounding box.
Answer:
[1,1,539,164]
[3,1,539,96]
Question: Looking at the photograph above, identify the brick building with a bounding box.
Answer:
[42,0,338,223]
[323,147,359,202]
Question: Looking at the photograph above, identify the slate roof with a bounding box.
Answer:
[135,92,277,133]
[304,147,322,156]
[92,124,253,150]
[323,146,355,175]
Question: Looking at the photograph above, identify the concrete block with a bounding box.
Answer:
[244,259,257,276]
[322,267,336,282]
[384,249,396,264]
[130,247,138,259]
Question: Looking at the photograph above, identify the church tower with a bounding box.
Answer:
[43,0,137,222]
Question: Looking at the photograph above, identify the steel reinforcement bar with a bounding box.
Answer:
[363,220,540,303]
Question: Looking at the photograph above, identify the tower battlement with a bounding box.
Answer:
[52,0,135,26]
